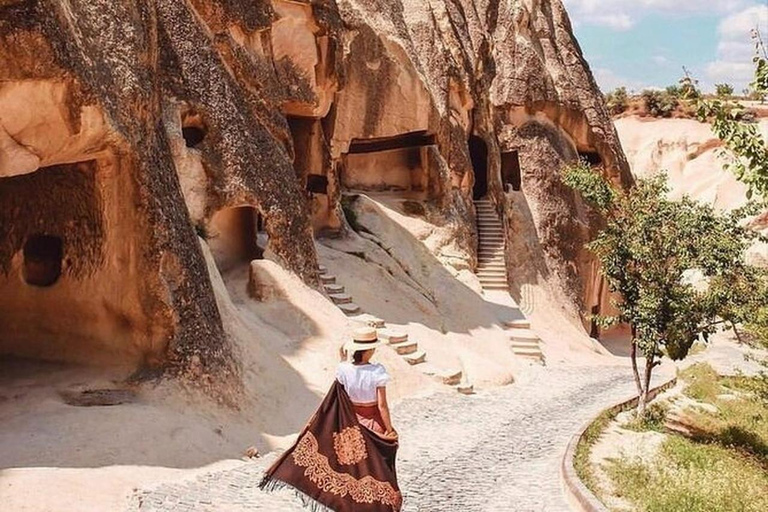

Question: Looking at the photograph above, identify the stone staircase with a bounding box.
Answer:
[475,199,508,291]
[318,264,474,394]
[504,318,545,364]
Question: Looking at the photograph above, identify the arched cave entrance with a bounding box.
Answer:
[181,111,207,149]
[469,135,488,200]
[207,206,265,274]
[286,115,338,233]
[501,151,521,192]
[340,131,437,200]
[22,234,63,287]
[579,150,602,167]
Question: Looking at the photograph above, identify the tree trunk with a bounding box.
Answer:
[641,352,656,414]
[630,326,647,415]
[731,322,744,345]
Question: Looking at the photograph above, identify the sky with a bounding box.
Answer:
[561,0,768,93]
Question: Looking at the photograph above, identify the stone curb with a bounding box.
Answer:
[561,376,679,512]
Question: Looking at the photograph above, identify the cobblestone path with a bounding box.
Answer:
[128,364,672,512]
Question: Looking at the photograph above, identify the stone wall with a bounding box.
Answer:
[0,0,630,393]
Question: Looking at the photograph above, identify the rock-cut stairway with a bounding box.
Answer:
[475,199,508,291]
[317,265,474,394]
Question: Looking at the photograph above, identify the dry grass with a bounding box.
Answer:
[603,363,768,512]
[607,436,768,512]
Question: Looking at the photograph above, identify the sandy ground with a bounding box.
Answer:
[1,193,600,511]
[615,116,768,212]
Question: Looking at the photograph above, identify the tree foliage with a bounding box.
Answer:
[605,87,629,116]
[715,83,735,98]
[563,163,762,410]
[642,89,678,118]
[678,67,701,100]
[698,32,768,200]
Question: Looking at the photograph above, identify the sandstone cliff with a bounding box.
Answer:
[0,0,629,393]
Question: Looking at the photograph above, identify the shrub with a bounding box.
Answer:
[605,87,629,116]
[625,402,670,432]
[716,83,734,98]
[642,89,678,117]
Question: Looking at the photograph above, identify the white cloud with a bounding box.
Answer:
[705,5,768,90]
[562,0,752,30]
[652,55,671,65]
[593,67,649,92]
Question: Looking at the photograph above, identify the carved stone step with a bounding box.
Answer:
[319,274,336,285]
[403,350,426,365]
[479,278,508,286]
[455,383,475,395]
[510,329,538,341]
[318,265,327,275]
[329,293,353,305]
[378,329,408,344]
[479,263,506,270]
[511,341,541,351]
[352,314,386,329]
[391,340,418,355]
[338,303,361,315]
[505,319,531,329]
[324,283,344,294]
[512,347,544,359]
[420,364,463,385]
[482,284,509,290]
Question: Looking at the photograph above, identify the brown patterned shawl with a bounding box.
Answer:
[260,381,402,512]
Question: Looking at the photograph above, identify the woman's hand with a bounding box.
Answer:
[338,344,347,362]
[383,429,399,441]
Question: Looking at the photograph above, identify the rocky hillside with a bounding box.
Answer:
[0,0,630,395]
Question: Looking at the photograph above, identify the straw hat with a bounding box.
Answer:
[345,326,385,353]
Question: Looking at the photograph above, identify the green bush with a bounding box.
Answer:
[642,89,678,117]
[681,363,721,401]
[716,83,734,98]
[625,402,670,432]
[605,86,629,116]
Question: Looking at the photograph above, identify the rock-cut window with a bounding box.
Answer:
[23,234,63,287]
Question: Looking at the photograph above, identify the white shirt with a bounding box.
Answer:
[336,362,390,404]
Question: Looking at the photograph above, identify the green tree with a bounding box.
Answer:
[679,67,701,100]
[563,164,760,412]
[605,87,629,116]
[716,83,734,98]
[698,32,768,200]
[642,89,677,118]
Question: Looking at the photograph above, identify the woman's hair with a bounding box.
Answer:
[352,349,374,364]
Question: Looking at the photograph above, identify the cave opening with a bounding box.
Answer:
[469,135,488,200]
[579,150,602,167]
[182,126,206,148]
[207,206,265,274]
[341,131,436,198]
[22,234,63,287]
[306,174,329,194]
[501,151,521,192]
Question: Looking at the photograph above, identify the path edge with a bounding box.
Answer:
[561,376,678,512]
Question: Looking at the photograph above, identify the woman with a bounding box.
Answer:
[260,327,402,512]
[337,327,398,440]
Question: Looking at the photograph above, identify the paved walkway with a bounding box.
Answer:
[127,362,674,512]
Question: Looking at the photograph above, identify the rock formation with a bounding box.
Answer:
[0,0,630,395]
